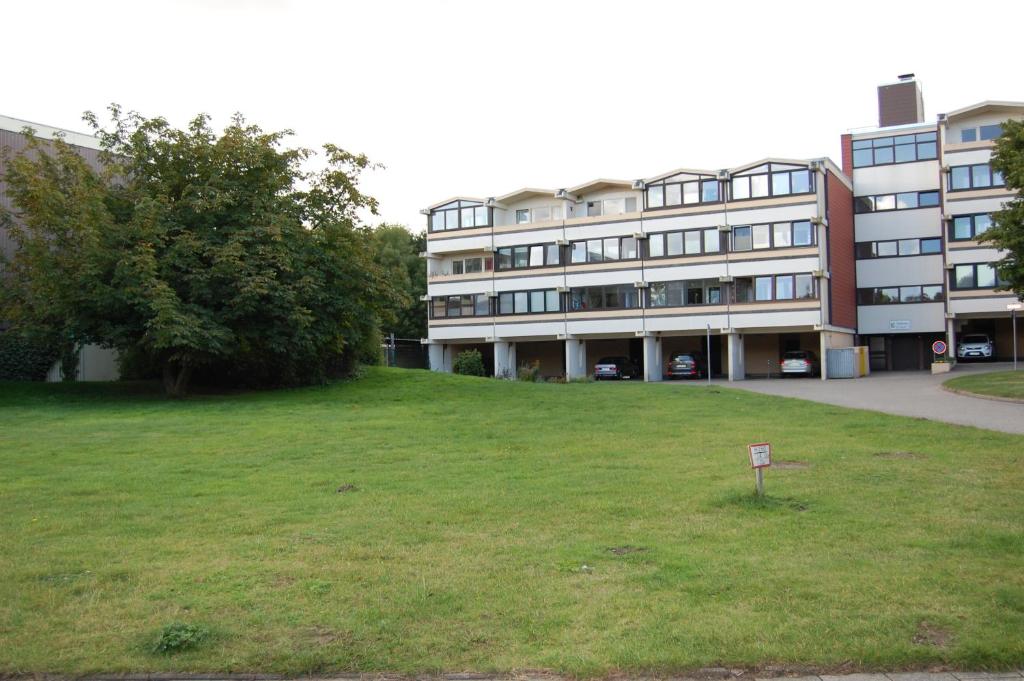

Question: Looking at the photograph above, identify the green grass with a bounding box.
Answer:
[946,370,1024,401]
[1,368,1023,675]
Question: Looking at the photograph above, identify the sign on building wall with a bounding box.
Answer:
[889,320,911,331]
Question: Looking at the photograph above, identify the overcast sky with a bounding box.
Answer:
[6,0,1021,232]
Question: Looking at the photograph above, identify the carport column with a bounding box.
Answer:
[494,341,515,379]
[819,332,829,381]
[441,344,454,373]
[726,332,745,381]
[946,316,958,362]
[427,343,446,373]
[565,338,587,380]
[642,335,662,382]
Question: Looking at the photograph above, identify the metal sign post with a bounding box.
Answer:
[1009,303,1022,371]
[931,339,947,364]
[706,323,712,385]
[748,443,772,496]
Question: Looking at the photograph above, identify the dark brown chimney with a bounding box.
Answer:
[877,74,925,127]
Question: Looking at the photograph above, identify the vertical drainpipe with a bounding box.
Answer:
[823,163,832,330]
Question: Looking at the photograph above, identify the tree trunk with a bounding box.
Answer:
[162,364,193,398]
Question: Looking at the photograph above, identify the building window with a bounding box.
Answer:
[647,279,721,307]
[733,273,816,303]
[430,293,491,318]
[961,128,977,143]
[856,285,944,305]
[568,236,641,264]
[729,164,815,201]
[647,228,721,258]
[952,263,1006,290]
[980,124,1003,141]
[516,209,529,224]
[568,284,638,311]
[854,238,942,259]
[495,243,562,270]
[854,190,940,213]
[496,288,561,315]
[851,131,938,168]
[948,163,1005,191]
[950,213,993,241]
[644,174,722,210]
[731,220,813,251]
[449,256,493,275]
[429,200,490,232]
[586,197,638,217]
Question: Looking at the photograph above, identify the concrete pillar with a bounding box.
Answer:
[642,335,662,382]
[819,331,829,381]
[565,338,587,380]
[946,317,958,362]
[494,341,515,379]
[442,344,454,373]
[727,332,745,381]
[427,344,445,372]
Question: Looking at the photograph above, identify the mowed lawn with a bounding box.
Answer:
[946,370,1024,401]
[1,368,1023,675]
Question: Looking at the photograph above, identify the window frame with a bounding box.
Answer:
[729,164,815,202]
[568,284,639,311]
[951,263,1006,291]
[495,288,563,316]
[732,273,818,304]
[730,220,815,252]
[947,163,1006,192]
[949,213,993,242]
[430,293,492,319]
[428,200,491,233]
[850,131,938,169]
[856,285,945,305]
[854,190,941,214]
[568,236,642,265]
[643,175,723,211]
[495,242,563,271]
[646,228,722,259]
[854,237,943,259]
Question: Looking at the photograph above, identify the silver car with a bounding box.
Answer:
[780,350,820,377]
[957,334,994,360]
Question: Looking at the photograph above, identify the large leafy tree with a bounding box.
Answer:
[369,224,426,340]
[1,107,397,396]
[985,118,1024,300]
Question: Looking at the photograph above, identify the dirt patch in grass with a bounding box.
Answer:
[874,451,927,460]
[607,545,647,555]
[306,626,351,646]
[336,484,358,493]
[772,460,809,469]
[912,620,953,648]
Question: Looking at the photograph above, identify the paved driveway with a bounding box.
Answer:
[684,363,1023,435]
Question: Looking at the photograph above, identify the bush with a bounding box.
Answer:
[517,363,541,382]
[0,331,61,381]
[151,622,209,654]
[453,349,486,376]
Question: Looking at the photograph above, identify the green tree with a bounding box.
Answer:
[369,224,426,339]
[1,107,397,396]
[984,118,1024,300]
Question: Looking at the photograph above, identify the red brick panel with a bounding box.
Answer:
[840,133,853,178]
[826,171,856,329]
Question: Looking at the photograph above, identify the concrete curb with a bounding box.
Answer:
[940,384,1024,404]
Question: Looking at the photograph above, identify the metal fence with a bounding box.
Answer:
[381,334,428,369]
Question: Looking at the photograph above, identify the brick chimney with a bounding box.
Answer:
[877,74,925,127]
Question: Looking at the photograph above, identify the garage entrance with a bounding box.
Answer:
[661,335,723,378]
[585,338,642,377]
[515,340,565,379]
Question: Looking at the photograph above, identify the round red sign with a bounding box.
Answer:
[932,340,947,355]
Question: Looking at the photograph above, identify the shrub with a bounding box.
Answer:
[452,349,486,376]
[151,622,209,654]
[0,331,61,381]
[517,363,541,382]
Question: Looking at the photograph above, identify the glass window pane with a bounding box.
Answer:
[602,198,623,216]
[533,206,550,222]
[431,212,444,231]
[955,265,974,289]
[980,124,1002,141]
[667,232,683,256]
[569,290,584,310]
[475,206,488,226]
[452,260,464,275]
[952,217,972,240]
[792,220,812,246]
[880,288,899,303]
[647,185,664,208]
[854,196,874,213]
[974,214,992,236]
[972,164,991,188]
[876,241,898,257]
[961,128,977,143]
[586,239,603,262]
[731,177,750,200]
[529,245,544,267]
[894,144,916,162]
[497,247,512,269]
[853,148,873,167]
[464,258,482,273]
[586,287,602,309]
[771,172,791,196]
[916,132,937,142]
[604,287,620,308]
[683,182,699,204]
[755,276,773,301]
[993,169,1005,186]
[875,194,895,211]
[733,226,752,251]
[873,137,893,147]
[571,242,586,263]
[461,207,475,227]
[684,230,701,254]
[604,238,619,261]
[708,287,721,304]
[546,244,561,265]
[752,224,770,249]
[951,166,970,190]
[587,201,602,217]
[514,291,529,313]
[977,264,996,288]
[432,299,446,318]
[703,228,720,253]
[795,274,814,299]
[702,180,720,202]
[920,238,942,254]
[898,239,920,256]
[873,147,894,164]
[917,141,936,159]
[649,234,664,257]
[896,192,918,210]
[918,191,939,207]
[773,223,792,247]
[923,285,944,302]
[621,237,637,259]
[900,286,922,303]
[514,246,529,268]
[776,276,794,299]
[530,290,544,312]
[648,282,666,307]
[475,294,489,316]
[855,242,875,259]
[545,289,559,312]
[625,197,637,213]
[665,183,681,206]
[894,134,916,145]
[516,209,529,224]
[852,139,873,150]
[447,296,461,317]
[750,174,769,198]
[791,170,811,194]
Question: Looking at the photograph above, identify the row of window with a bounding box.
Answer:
[431,201,490,232]
[854,190,939,214]
[450,256,493,275]
[515,205,563,224]
[855,238,942,259]
[952,263,1008,290]
[852,131,938,168]
[951,213,992,241]
[949,163,1005,191]
[857,285,945,305]
[646,178,720,209]
[496,244,562,270]
[960,124,1003,143]
[733,220,814,251]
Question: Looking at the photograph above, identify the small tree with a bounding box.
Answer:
[452,349,486,376]
[983,119,1024,300]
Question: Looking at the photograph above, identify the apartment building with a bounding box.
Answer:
[422,77,1023,380]
[842,76,1024,370]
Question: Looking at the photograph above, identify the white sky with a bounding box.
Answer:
[5,0,1022,232]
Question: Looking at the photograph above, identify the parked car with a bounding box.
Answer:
[957,333,994,360]
[780,350,819,377]
[665,352,706,379]
[593,356,640,380]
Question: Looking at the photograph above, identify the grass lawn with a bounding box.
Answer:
[1,368,1023,675]
[945,370,1024,401]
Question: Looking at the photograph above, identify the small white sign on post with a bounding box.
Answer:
[748,442,771,496]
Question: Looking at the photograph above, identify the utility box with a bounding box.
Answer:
[826,346,870,379]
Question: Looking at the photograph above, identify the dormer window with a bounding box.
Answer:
[730,163,814,201]
[429,200,491,232]
[644,173,720,210]
[515,205,562,224]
